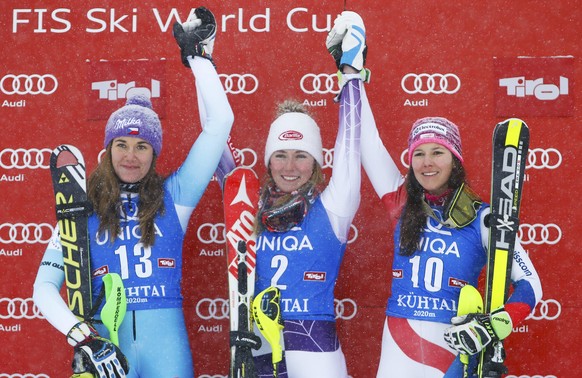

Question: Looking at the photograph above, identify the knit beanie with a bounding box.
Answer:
[104,95,162,156]
[264,112,323,167]
[407,117,463,164]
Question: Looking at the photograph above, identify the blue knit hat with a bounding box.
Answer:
[104,95,162,156]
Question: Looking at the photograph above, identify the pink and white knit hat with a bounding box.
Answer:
[407,117,463,164]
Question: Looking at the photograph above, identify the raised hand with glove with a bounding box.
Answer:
[67,322,129,378]
[326,10,367,71]
[173,6,217,67]
[444,307,513,355]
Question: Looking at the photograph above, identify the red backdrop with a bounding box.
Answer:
[0,1,579,377]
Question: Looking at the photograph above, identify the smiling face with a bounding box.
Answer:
[410,142,453,196]
[268,149,315,193]
[110,137,154,183]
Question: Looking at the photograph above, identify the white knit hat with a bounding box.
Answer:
[264,112,323,167]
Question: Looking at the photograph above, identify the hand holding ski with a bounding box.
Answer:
[479,118,530,377]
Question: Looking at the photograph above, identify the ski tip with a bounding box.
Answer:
[500,118,529,129]
[52,145,83,169]
[55,150,79,169]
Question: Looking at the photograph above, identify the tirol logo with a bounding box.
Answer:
[494,56,574,117]
[158,258,176,268]
[448,277,468,288]
[92,265,109,278]
[279,130,304,141]
[392,269,403,279]
[87,59,166,120]
[304,271,326,282]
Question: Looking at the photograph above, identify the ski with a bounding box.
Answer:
[50,144,93,320]
[479,118,530,377]
[223,167,261,377]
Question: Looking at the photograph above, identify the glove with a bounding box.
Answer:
[67,322,129,378]
[325,11,367,71]
[172,6,217,67]
[444,307,513,355]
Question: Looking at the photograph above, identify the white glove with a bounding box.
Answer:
[325,11,367,70]
[444,308,513,355]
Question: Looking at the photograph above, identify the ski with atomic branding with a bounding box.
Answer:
[479,118,530,378]
[50,144,93,320]
[223,167,261,377]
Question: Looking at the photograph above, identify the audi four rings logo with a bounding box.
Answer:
[1,74,58,95]
[334,298,357,320]
[0,148,52,170]
[218,74,258,94]
[528,298,561,321]
[0,223,54,244]
[197,223,226,245]
[195,298,357,320]
[196,298,229,320]
[527,148,562,169]
[507,375,557,378]
[0,375,50,378]
[0,297,43,319]
[300,73,340,94]
[198,375,227,378]
[518,223,562,245]
[401,73,461,94]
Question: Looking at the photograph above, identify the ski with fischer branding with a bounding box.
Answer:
[479,118,530,377]
[223,167,261,377]
[50,144,93,320]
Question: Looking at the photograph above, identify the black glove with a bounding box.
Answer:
[172,7,217,67]
[444,308,512,355]
[67,322,129,378]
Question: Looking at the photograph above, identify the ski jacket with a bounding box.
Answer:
[359,89,542,326]
[33,57,233,336]
[255,78,364,321]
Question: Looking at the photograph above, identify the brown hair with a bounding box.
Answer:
[87,145,165,247]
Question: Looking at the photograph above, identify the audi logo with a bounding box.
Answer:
[196,298,229,320]
[506,375,557,378]
[1,74,58,95]
[219,74,258,94]
[0,148,52,170]
[335,298,357,320]
[198,375,227,378]
[401,73,461,94]
[300,73,340,95]
[0,223,54,244]
[528,298,561,321]
[197,223,226,245]
[0,297,44,320]
[527,148,562,170]
[0,375,50,378]
[519,223,562,245]
[235,147,258,169]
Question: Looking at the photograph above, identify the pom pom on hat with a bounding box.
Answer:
[407,117,463,164]
[264,112,323,167]
[104,95,163,156]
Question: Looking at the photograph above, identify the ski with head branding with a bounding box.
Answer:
[223,167,262,377]
[50,144,93,320]
[479,118,530,377]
